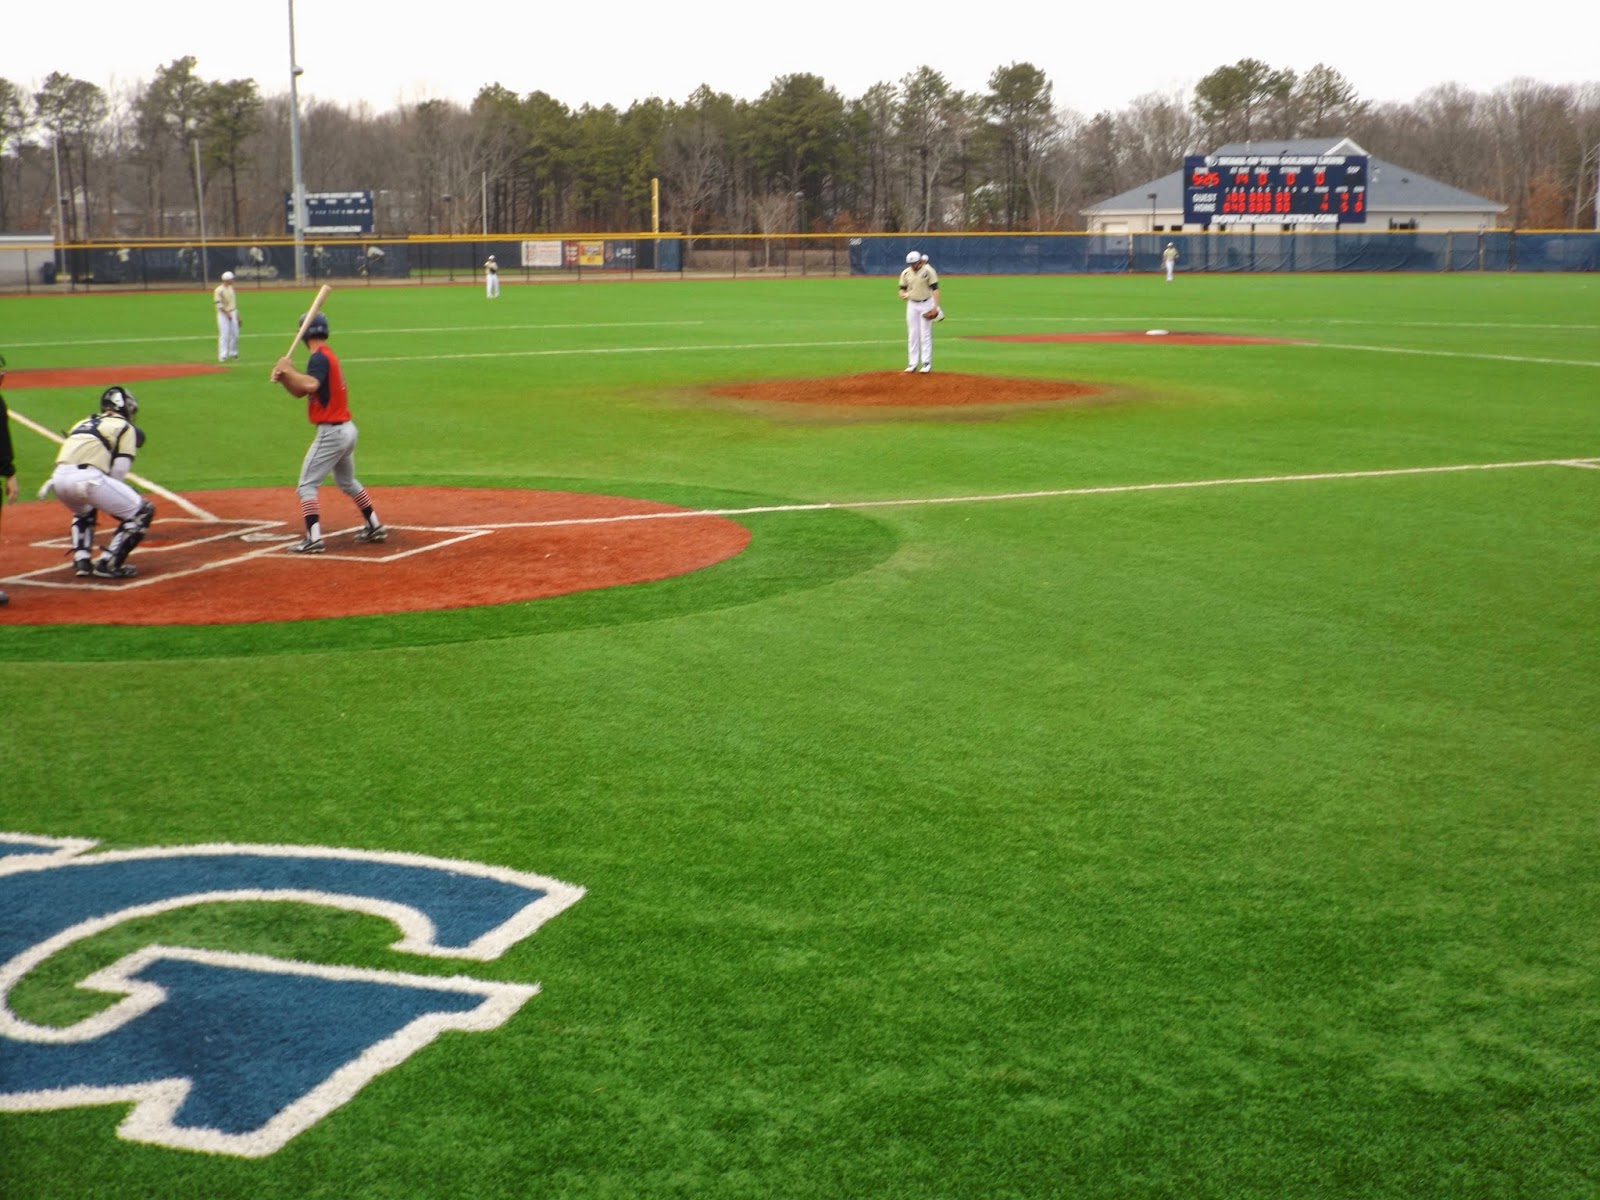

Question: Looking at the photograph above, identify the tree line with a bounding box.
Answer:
[1,56,1596,243]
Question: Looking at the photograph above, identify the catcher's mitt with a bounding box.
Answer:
[922,307,941,321]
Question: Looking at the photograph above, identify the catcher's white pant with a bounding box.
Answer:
[50,463,143,521]
[905,297,937,369]
[217,310,239,359]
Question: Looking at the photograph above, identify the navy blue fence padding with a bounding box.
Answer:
[1510,232,1600,272]
[848,231,1600,275]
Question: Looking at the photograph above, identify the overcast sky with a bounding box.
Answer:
[4,0,1597,117]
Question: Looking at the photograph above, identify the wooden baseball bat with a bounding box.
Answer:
[274,284,332,376]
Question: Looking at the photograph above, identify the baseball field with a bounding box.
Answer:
[2,270,1598,1198]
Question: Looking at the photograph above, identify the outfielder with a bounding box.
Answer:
[484,254,500,299]
[214,270,240,361]
[270,311,386,553]
[1162,243,1178,282]
[47,385,154,580]
[898,250,942,373]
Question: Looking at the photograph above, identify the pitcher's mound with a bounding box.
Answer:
[709,372,1103,407]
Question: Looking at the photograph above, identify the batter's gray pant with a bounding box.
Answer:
[297,421,363,503]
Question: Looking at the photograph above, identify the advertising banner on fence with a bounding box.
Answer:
[521,240,562,268]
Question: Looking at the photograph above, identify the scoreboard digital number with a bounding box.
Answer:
[1183,155,1367,226]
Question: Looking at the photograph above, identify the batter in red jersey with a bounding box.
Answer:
[269,311,386,553]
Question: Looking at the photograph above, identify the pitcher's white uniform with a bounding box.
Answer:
[898,251,940,372]
[214,272,240,360]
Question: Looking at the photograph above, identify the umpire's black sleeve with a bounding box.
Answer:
[0,395,15,482]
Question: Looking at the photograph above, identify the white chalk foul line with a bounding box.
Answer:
[447,457,1600,531]
[0,320,709,351]
[1312,342,1600,370]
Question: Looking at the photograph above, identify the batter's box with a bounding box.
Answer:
[275,525,494,563]
[29,517,283,555]
[8,518,290,590]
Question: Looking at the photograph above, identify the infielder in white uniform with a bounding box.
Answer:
[1162,243,1178,282]
[47,385,155,579]
[485,255,500,298]
[214,271,240,361]
[898,250,942,372]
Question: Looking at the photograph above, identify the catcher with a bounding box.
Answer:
[898,250,944,373]
[46,385,154,580]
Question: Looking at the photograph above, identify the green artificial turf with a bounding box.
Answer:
[1,272,1598,1198]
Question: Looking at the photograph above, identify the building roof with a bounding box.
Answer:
[1086,136,1505,216]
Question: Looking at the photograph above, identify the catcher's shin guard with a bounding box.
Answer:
[70,511,97,561]
[104,499,155,571]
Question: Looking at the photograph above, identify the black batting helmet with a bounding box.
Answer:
[298,312,330,343]
[100,385,139,418]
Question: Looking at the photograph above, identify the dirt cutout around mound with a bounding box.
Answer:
[976,331,1307,346]
[0,486,749,627]
[2,364,229,389]
[710,371,1104,408]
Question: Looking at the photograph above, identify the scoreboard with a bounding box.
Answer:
[284,190,376,235]
[1183,155,1367,226]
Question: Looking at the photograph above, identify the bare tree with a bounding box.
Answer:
[750,190,798,266]
[659,93,727,240]
[0,78,33,229]
[1115,90,1200,187]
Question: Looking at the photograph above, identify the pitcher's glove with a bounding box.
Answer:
[922,307,941,321]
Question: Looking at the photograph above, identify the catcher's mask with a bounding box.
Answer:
[100,385,139,419]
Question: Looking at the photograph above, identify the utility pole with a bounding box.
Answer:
[288,0,308,281]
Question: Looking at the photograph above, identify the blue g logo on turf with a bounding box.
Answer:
[0,833,584,1157]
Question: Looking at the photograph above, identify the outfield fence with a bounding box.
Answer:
[3,229,1597,293]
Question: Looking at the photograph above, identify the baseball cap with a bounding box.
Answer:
[221,270,234,280]
[919,252,930,261]
[905,251,920,264]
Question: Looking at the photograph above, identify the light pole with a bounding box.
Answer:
[193,138,209,282]
[1147,192,1158,232]
[287,0,308,281]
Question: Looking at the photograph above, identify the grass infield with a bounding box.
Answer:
[1,272,1598,1199]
